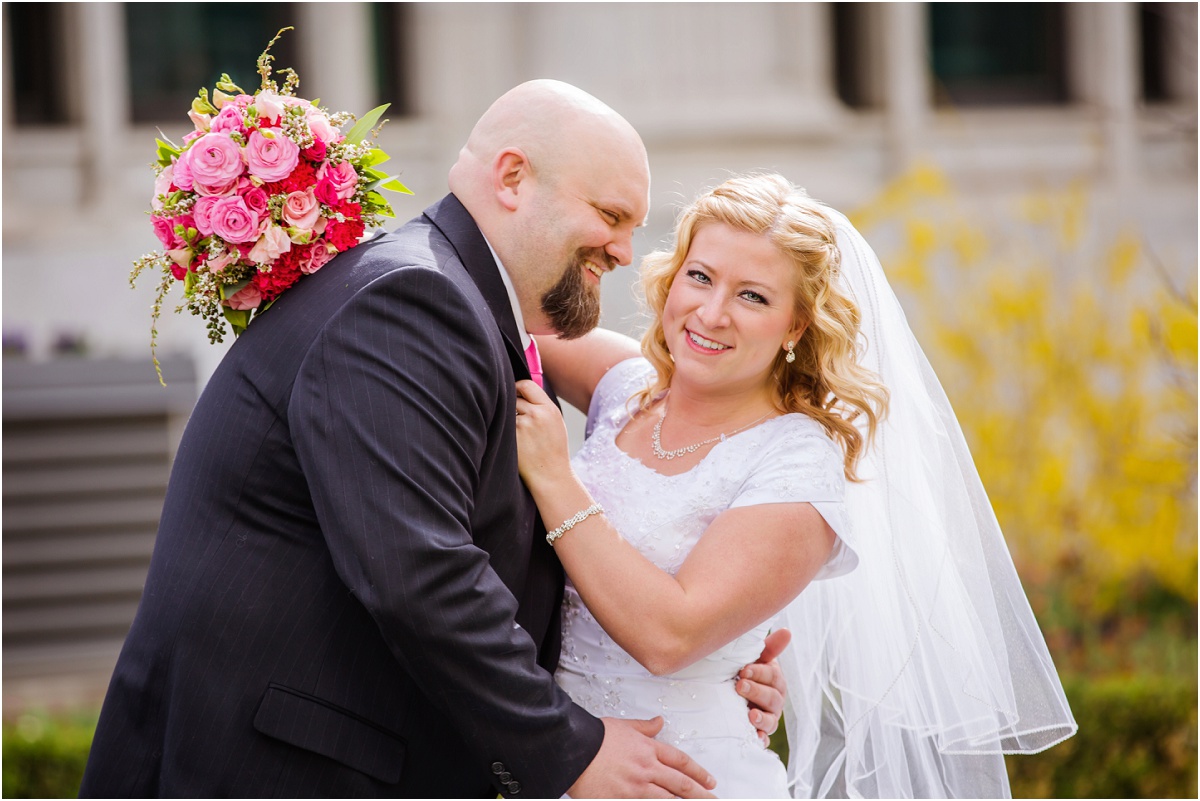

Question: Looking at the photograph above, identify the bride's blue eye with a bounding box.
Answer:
[741,290,768,305]
[687,269,711,284]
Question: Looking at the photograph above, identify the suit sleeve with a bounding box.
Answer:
[288,265,603,797]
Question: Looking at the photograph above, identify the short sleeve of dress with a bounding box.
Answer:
[729,418,858,581]
[585,358,654,439]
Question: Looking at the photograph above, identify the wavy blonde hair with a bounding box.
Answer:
[635,173,888,481]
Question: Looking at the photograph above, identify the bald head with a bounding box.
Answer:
[448,80,647,212]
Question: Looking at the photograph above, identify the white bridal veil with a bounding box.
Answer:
[776,211,1078,798]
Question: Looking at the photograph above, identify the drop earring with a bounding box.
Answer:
[785,341,796,364]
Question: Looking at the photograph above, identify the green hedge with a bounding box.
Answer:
[1006,675,1197,798]
[3,676,1195,798]
[2,712,96,799]
[766,674,1196,798]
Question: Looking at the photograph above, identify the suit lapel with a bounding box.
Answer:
[425,195,531,384]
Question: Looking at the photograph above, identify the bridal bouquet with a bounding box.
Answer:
[132,28,410,381]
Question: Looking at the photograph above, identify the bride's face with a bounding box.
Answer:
[662,223,802,396]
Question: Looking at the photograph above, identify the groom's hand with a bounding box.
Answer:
[568,717,716,798]
[738,627,791,746]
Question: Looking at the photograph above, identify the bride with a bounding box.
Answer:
[515,174,1076,798]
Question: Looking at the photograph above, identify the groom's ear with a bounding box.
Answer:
[493,148,531,212]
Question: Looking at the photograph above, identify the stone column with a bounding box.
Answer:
[1095,2,1139,189]
[78,2,129,207]
[882,2,931,173]
[296,3,374,119]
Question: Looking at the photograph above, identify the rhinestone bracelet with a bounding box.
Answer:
[546,503,604,546]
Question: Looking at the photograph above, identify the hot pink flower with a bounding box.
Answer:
[188,132,245,191]
[301,242,336,275]
[315,161,358,205]
[302,138,327,163]
[152,216,178,249]
[209,196,259,243]
[282,187,321,230]
[226,284,263,310]
[246,130,300,183]
[248,222,292,264]
[241,185,270,218]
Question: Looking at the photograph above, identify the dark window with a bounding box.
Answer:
[372,3,413,115]
[6,3,71,125]
[125,3,298,123]
[1140,3,1183,102]
[929,3,1067,106]
[834,3,873,109]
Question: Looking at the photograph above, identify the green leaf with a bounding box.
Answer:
[156,138,181,167]
[184,269,199,294]
[222,306,250,336]
[192,88,217,116]
[361,148,391,168]
[344,103,390,145]
[364,173,412,195]
[365,191,395,218]
[220,277,253,300]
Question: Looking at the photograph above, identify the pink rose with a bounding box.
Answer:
[166,247,193,270]
[246,129,300,183]
[248,223,292,264]
[254,90,286,124]
[210,104,245,135]
[172,149,194,191]
[241,185,270,218]
[193,176,238,197]
[282,188,321,230]
[189,132,244,191]
[151,164,175,210]
[192,196,221,236]
[315,161,358,205]
[226,284,263,310]
[207,248,238,273]
[209,195,260,243]
[302,243,336,275]
[305,107,339,145]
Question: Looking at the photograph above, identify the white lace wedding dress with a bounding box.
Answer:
[555,358,857,799]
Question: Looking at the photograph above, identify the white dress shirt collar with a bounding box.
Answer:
[483,236,532,351]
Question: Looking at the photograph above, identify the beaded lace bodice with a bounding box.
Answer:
[555,359,854,788]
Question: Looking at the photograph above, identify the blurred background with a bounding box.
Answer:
[2,2,1195,797]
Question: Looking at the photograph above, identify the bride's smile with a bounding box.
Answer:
[663,223,803,394]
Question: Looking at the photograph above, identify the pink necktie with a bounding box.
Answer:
[524,339,544,388]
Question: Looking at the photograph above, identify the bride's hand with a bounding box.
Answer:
[515,379,572,489]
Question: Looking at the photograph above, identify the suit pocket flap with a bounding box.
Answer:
[253,684,405,784]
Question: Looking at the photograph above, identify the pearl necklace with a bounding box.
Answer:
[650,402,774,461]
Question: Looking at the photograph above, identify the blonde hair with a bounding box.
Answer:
[636,173,888,481]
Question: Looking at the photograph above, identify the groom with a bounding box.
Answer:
[81,80,785,798]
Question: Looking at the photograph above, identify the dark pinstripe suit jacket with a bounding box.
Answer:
[80,195,604,798]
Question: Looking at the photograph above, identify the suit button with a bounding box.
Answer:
[499,772,512,783]
[492,762,505,774]
[509,781,521,794]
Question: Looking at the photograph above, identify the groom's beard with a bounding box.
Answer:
[541,251,603,340]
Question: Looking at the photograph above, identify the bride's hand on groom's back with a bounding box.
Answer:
[739,627,791,746]
[568,716,717,798]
